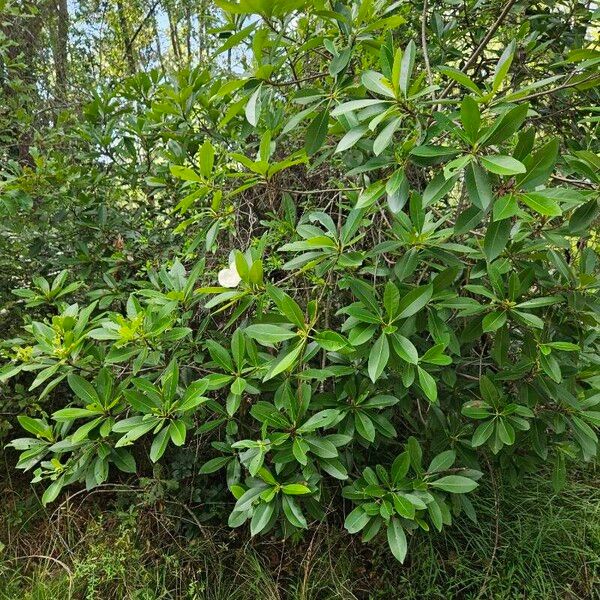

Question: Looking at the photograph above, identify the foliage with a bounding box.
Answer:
[1,0,599,565]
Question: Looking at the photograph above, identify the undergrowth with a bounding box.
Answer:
[1,468,598,600]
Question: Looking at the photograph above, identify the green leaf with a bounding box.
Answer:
[512,310,544,329]
[383,281,400,318]
[52,407,100,421]
[355,412,376,442]
[569,199,599,234]
[282,483,311,495]
[245,85,262,126]
[438,66,482,95]
[391,452,411,483]
[178,380,209,412]
[71,417,103,443]
[67,373,100,406]
[391,334,418,365]
[112,448,137,474]
[427,450,456,473]
[430,475,478,494]
[169,420,186,446]
[335,124,368,153]
[169,165,202,182]
[319,457,348,480]
[399,40,416,96]
[392,494,415,519]
[244,324,298,344]
[331,99,387,116]
[387,518,408,563]
[314,330,348,351]
[480,155,526,176]
[428,499,443,532]
[480,103,528,147]
[206,340,233,371]
[472,420,495,447]
[199,140,215,178]
[361,70,395,98]
[460,96,480,142]
[199,456,231,474]
[417,366,437,403]
[355,181,386,210]
[305,436,337,458]
[297,409,340,433]
[305,110,329,155]
[345,506,370,534]
[475,404,499,426]
[492,40,515,92]
[482,311,507,332]
[282,495,308,529]
[544,341,580,351]
[373,117,402,156]
[497,418,516,445]
[465,163,492,210]
[423,173,458,206]
[420,344,451,366]
[519,192,562,217]
[264,341,305,381]
[234,250,249,281]
[552,452,566,492]
[396,284,433,319]
[516,138,559,190]
[215,23,256,56]
[150,427,170,463]
[483,219,511,262]
[122,390,155,414]
[493,194,519,221]
[250,501,274,536]
[161,360,179,402]
[540,352,562,383]
[17,416,52,439]
[368,334,390,383]
[330,47,352,75]
[266,284,305,327]
[42,478,64,506]
[231,328,246,367]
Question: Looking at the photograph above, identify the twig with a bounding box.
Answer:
[126,0,161,56]
[514,74,599,103]
[421,0,434,93]
[267,72,328,87]
[551,174,596,189]
[282,187,360,194]
[439,0,519,100]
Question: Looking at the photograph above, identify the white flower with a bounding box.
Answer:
[218,262,241,288]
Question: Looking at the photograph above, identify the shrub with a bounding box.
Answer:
[2,0,599,564]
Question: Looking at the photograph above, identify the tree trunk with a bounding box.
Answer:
[167,5,181,65]
[116,0,137,75]
[185,5,192,65]
[54,0,69,100]
[197,0,205,61]
[1,0,46,165]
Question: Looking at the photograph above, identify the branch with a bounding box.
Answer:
[267,72,328,87]
[515,74,599,103]
[125,0,161,56]
[439,0,519,100]
[421,0,434,93]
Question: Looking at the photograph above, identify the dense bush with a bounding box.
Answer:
[1,0,599,564]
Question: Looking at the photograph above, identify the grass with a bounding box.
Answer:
[0,468,598,599]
